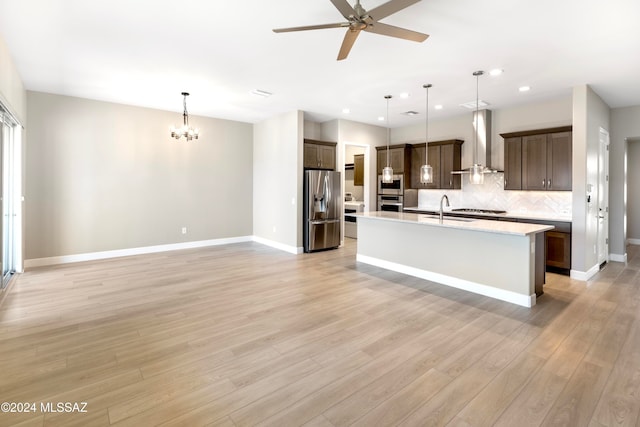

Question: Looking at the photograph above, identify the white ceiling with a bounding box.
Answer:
[1,0,639,128]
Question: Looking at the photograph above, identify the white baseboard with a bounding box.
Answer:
[252,236,303,255]
[356,254,536,308]
[24,236,253,268]
[609,253,627,263]
[570,263,600,281]
[627,238,640,246]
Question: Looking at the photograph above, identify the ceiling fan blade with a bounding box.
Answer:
[330,0,357,19]
[367,0,421,21]
[364,22,428,42]
[337,29,361,60]
[273,22,349,33]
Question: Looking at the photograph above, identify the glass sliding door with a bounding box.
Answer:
[0,109,19,290]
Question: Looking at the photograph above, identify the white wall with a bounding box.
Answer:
[571,85,610,277]
[396,96,574,215]
[0,35,26,124]
[253,110,303,252]
[330,119,387,212]
[391,95,572,170]
[344,145,365,202]
[610,106,640,258]
[418,174,572,216]
[628,139,640,242]
[26,92,254,261]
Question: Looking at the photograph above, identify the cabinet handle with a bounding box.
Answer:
[548,179,551,188]
[449,179,452,187]
[505,178,507,188]
[542,179,545,187]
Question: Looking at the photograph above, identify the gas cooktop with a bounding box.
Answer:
[451,208,507,215]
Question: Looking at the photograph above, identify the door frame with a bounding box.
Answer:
[0,107,23,290]
[597,127,610,265]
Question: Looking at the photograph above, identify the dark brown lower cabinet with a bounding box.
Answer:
[546,231,571,269]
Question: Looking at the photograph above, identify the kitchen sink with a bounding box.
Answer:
[422,215,475,222]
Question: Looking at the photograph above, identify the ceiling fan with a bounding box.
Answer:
[273,0,429,60]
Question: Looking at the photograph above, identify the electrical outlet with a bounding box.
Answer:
[272,226,276,233]
[182,227,187,235]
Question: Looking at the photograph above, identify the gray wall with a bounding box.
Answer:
[253,110,303,252]
[628,139,640,241]
[571,85,610,274]
[26,92,253,260]
[610,106,640,258]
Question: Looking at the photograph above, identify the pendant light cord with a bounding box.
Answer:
[424,84,431,163]
[183,94,189,127]
[474,73,478,165]
[385,95,391,167]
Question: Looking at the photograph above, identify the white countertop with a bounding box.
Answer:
[356,211,553,236]
[344,201,365,208]
[403,206,572,223]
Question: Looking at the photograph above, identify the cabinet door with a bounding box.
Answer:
[354,154,364,186]
[390,148,405,173]
[377,149,387,175]
[548,131,572,190]
[440,144,459,189]
[318,145,336,170]
[522,134,548,190]
[504,137,522,190]
[410,145,439,189]
[410,145,425,188]
[304,143,319,168]
[546,231,571,269]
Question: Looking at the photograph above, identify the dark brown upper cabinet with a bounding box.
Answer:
[376,144,411,175]
[409,140,463,190]
[304,139,336,170]
[353,154,364,186]
[501,126,572,191]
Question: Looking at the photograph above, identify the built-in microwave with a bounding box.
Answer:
[377,174,404,195]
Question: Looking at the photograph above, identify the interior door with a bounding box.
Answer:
[597,128,610,265]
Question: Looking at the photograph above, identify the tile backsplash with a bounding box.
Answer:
[417,173,572,215]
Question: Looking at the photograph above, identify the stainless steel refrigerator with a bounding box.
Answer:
[304,170,341,252]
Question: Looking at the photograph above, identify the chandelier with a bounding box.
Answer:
[170,92,199,141]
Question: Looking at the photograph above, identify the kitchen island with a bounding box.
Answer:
[355,211,553,307]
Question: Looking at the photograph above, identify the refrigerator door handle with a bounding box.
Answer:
[310,219,340,225]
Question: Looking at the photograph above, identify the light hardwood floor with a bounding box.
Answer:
[1,240,639,426]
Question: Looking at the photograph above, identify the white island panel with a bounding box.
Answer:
[356,213,551,307]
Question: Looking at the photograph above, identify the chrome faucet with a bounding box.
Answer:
[439,194,450,223]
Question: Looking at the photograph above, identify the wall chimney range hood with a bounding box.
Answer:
[451,109,503,175]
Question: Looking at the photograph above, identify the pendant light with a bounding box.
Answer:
[470,71,484,184]
[170,92,199,141]
[420,84,433,184]
[382,95,394,183]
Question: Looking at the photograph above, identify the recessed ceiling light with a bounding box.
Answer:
[489,69,503,76]
[378,116,385,121]
[251,89,272,98]
[342,108,350,114]
[434,104,443,110]
[399,92,410,99]
[519,86,531,92]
